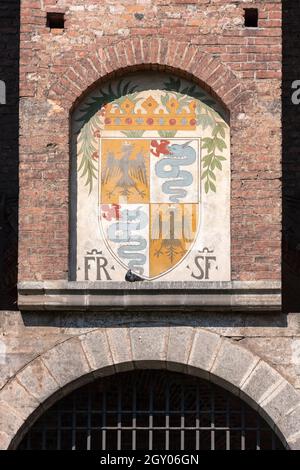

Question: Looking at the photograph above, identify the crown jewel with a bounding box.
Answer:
[103,95,197,131]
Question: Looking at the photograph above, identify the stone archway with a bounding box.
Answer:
[1,326,300,450]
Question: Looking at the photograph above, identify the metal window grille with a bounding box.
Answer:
[18,370,284,450]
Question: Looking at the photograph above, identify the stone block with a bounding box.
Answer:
[129,326,169,368]
[41,337,91,388]
[167,326,194,370]
[0,431,11,450]
[106,327,133,372]
[0,402,24,442]
[79,329,114,376]
[286,430,300,450]
[276,404,300,442]
[261,381,300,428]
[188,329,222,379]
[17,357,60,403]
[241,360,284,408]
[211,341,259,394]
[0,380,39,421]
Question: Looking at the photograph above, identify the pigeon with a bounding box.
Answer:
[125,270,144,282]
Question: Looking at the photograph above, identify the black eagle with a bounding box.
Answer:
[102,143,148,198]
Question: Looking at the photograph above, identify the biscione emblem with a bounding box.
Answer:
[74,74,231,282]
[99,137,200,279]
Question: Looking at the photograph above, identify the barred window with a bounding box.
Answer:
[18,370,284,451]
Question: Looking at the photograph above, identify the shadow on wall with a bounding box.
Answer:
[21,310,288,329]
[282,1,300,313]
[0,1,20,310]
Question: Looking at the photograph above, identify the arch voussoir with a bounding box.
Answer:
[188,328,223,380]
[40,337,91,389]
[148,37,161,64]
[105,326,134,373]
[47,37,246,113]
[0,402,24,448]
[166,325,195,372]
[14,357,60,405]
[211,341,261,398]
[1,327,299,450]
[79,328,115,377]
[260,381,300,437]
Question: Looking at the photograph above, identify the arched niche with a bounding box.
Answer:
[70,71,230,283]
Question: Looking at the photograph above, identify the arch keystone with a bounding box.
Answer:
[129,325,169,368]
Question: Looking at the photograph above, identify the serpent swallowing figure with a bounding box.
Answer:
[155,141,196,203]
[107,207,147,275]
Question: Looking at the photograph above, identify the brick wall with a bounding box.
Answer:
[18,0,282,282]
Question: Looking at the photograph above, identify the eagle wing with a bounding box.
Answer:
[102,151,121,184]
[129,152,148,186]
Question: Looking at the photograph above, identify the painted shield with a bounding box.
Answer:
[99,136,200,280]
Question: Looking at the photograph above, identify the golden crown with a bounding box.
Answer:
[103,95,197,131]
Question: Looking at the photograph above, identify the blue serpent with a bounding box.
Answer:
[155,141,196,203]
[107,207,147,275]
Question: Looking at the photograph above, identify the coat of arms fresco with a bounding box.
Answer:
[72,73,230,282]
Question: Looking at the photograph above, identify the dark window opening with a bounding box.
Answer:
[18,370,285,451]
[244,8,258,28]
[46,13,65,30]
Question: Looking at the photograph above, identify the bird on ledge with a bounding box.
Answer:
[125,270,144,282]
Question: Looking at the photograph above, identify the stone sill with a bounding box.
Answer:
[18,280,282,312]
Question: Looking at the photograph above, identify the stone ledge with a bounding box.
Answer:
[18,280,281,312]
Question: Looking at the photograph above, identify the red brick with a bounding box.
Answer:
[17,0,282,282]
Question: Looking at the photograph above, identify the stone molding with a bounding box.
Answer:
[0,325,298,450]
[17,280,281,312]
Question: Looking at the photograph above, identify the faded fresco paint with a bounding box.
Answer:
[72,72,230,282]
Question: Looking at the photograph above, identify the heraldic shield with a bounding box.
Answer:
[75,75,230,283]
[99,135,200,280]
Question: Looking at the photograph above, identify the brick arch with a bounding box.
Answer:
[0,326,299,450]
[47,38,248,113]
